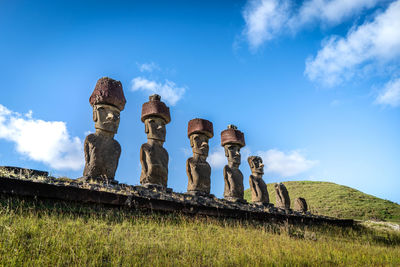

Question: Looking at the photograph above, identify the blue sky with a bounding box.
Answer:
[0,0,399,204]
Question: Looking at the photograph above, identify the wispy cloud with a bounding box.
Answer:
[257,149,318,177]
[208,146,252,169]
[375,77,400,107]
[131,77,186,106]
[208,147,226,169]
[292,0,379,28]
[242,0,290,50]
[137,62,160,73]
[242,0,400,107]
[208,145,317,177]
[242,0,380,50]
[305,0,400,86]
[0,104,84,170]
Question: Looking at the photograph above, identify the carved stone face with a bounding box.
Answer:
[250,157,264,175]
[190,133,209,157]
[145,117,166,142]
[224,144,241,165]
[93,104,120,134]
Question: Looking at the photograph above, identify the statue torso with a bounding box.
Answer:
[187,157,211,193]
[223,165,244,199]
[249,175,269,203]
[83,133,121,180]
[140,142,169,187]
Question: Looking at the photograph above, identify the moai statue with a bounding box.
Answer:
[275,182,290,210]
[248,156,270,205]
[140,94,170,189]
[221,125,246,203]
[186,118,213,196]
[294,197,308,213]
[82,77,126,183]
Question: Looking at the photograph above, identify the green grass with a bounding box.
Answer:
[1,195,400,266]
[244,181,400,222]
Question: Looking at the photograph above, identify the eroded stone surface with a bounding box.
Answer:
[83,132,121,182]
[186,118,213,195]
[140,95,170,188]
[89,77,126,111]
[275,182,291,210]
[222,125,246,202]
[294,197,308,213]
[0,167,355,227]
[0,166,48,178]
[82,77,126,183]
[248,156,270,205]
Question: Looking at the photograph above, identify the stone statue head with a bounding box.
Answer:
[93,104,121,134]
[141,94,170,143]
[221,125,245,167]
[90,77,126,111]
[89,77,126,135]
[190,133,209,158]
[224,144,241,166]
[187,118,213,159]
[144,116,166,142]
[141,94,171,123]
[248,156,264,176]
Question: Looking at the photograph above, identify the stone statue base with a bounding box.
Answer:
[277,208,293,214]
[186,190,215,198]
[142,183,173,193]
[77,176,119,185]
[0,167,355,228]
[225,197,247,204]
[253,201,274,208]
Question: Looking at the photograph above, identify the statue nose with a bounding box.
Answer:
[157,125,163,130]
[260,163,264,168]
[106,113,114,120]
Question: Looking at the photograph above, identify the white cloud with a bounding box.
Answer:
[242,0,381,49]
[0,104,84,170]
[208,147,226,169]
[25,110,33,119]
[293,0,379,28]
[242,0,290,50]
[137,62,160,73]
[207,146,252,169]
[131,77,186,106]
[375,77,400,107]
[257,149,318,177]
[305,0,400,86]
[240,147,252,162]
[207,146,316,177]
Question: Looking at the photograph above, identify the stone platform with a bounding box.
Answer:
[0,167,353,227]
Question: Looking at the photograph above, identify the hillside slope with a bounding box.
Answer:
[1,195,400,266]
[244,181,400,222]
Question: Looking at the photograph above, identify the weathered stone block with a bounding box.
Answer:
[294,197,308,213]
[275,182,290,210]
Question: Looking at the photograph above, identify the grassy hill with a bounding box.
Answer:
[0,195,399,266]
[244,181,400,222]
